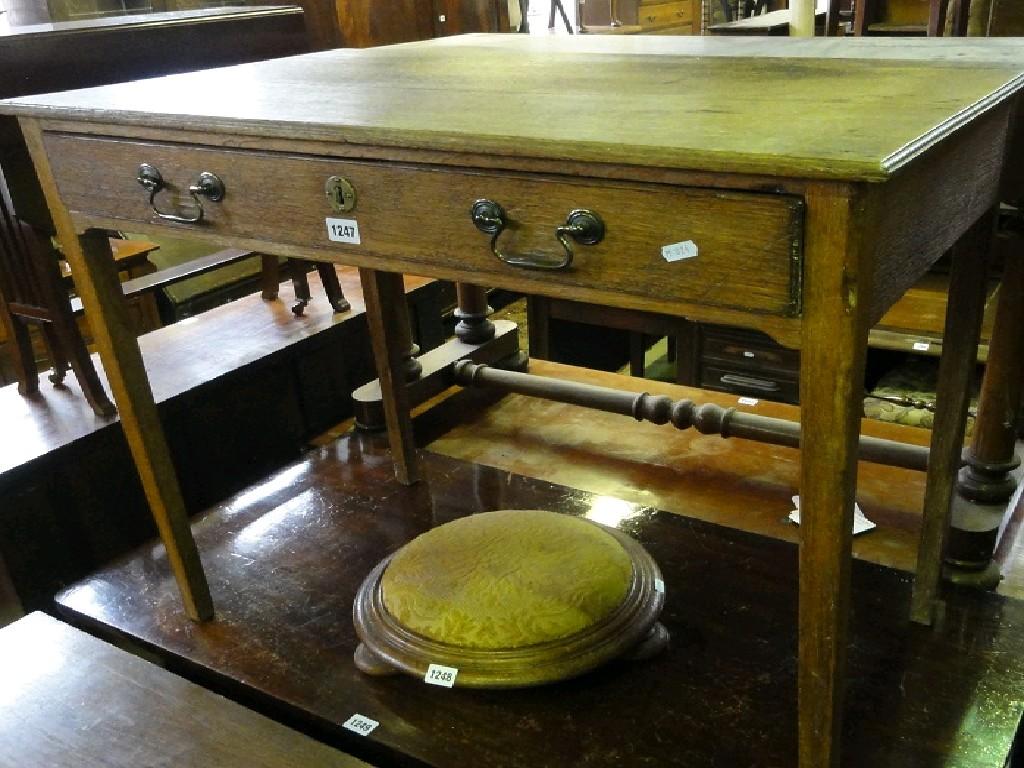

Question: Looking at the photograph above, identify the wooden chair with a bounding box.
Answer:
[0,171,115,417]
[260,257,351,316]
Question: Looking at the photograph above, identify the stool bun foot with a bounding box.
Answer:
[354,643,400,676]
[623,621,670,662]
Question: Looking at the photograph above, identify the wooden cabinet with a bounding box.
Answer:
[334,0,507,47]
[580,0,696,33]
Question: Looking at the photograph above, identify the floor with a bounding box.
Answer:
[445,300,1024,598]
[53,428,1024,768]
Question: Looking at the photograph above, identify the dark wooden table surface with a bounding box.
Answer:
[54,420,1024,768]
[0,611,371,768]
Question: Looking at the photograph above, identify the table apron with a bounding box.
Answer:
[45,133,806,320]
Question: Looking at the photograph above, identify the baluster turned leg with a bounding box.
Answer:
[946,230,1023,588]
[454,282,494,344]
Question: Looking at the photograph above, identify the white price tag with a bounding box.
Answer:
[654,578,665,594]
[912,341,931,352]
[424,663,459,688]
[342,714,379,736]
[738,397,759,406]
[661,240,698,262]
[788,495,876,535]
[326,217,361,244]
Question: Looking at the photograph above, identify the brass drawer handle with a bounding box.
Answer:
[136,163,225,224]
[470,199,604,271]
[719,373,780,393]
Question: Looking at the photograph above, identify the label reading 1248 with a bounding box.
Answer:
[326,217,361,244]
[342,714,379,736]
[424,663,459,688]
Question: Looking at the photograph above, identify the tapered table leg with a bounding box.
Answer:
[947,230,1023,587]
[911,212,994,624]
[359,268,421,485]
[798,186,872,768]
[23,114,212,621]
[74,234,214,620]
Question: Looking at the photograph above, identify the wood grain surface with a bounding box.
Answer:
[0,612,370,768]
[52,429,1024,768]
[42,133,803,318]
[4,39,1024,181]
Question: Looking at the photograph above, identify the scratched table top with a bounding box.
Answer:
[3,36,1024,181]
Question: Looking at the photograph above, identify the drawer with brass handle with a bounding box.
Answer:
[638,0,693,28]
[700,364,800,404]
[44,133,804,317]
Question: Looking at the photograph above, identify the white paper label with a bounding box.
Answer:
[742,351,756,358]
[424,663,458,688]
[342,714,379,736]
[788,495,876,535]
[738,397,759,406]
[661,240,698,262]
[912,341,931,352]
[326,218,361,244]
[654,578,665,594]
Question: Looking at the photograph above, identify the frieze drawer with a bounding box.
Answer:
[44,133,805,317]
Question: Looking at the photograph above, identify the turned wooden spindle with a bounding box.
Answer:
[453,361,935,472]
[454,283,495,345]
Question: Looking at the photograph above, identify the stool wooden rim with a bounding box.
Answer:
[353,514,668,688]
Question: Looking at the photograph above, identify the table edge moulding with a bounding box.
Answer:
[3,35,1024,768]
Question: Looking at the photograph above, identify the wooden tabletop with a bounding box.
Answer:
[3,36,1024,182]
[0,612,371,768]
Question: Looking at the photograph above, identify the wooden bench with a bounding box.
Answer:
[0,612,370,768]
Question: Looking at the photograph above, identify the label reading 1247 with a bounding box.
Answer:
[424,663,459,688]
[326,217,361,244]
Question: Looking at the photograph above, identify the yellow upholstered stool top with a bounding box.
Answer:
[381,510,633,649]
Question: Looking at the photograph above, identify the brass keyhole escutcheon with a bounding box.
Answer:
[325,176,357,213]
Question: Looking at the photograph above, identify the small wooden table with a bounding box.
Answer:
[0,612,369,768]
[4,36,1023,768]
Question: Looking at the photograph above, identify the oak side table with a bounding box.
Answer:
[4,36,1023,768]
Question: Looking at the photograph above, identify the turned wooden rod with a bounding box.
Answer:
[453,362,937,472]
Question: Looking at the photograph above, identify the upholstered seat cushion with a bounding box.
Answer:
[381,510,633,650]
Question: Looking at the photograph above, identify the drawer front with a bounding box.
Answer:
[45,134,803,316]
[646,23,695,34]
[638,0,693,28]
[700,364,800,404]
[701,325,800,374]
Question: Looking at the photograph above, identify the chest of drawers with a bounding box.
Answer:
[581,0,695,32]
